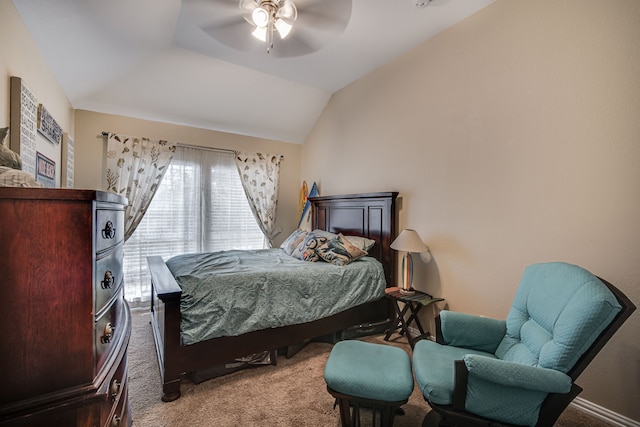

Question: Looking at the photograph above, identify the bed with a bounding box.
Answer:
[147,191,398,401]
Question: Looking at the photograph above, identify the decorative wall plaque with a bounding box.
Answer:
[35,151,55,188]
[9,76,38,177]
[62,133,74,188]
[37,104,63,145]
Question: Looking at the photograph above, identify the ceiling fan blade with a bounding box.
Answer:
[276,0,298,23]
[200,16,256,51]
[183,0,242,15]
[239,0,258,12]
[295,0,351,33]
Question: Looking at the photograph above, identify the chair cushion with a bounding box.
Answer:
[324,340,414,402]
[496,262,622,372]
[412,339,496,405]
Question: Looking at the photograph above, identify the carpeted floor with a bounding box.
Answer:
[128,309,613,426]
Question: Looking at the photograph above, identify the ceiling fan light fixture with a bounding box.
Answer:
[251,25,267,41]
[251,6,270,27]
[242,0,297,53]
[274,18,292,39]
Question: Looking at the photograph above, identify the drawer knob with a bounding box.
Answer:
[112,415,121,426]
[110,379,121,400]
[101,322,115,344]
[102,220,116,239]
[101,270,114,289]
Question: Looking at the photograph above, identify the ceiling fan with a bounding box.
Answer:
[241,0,297,53]
[192,0,352,57]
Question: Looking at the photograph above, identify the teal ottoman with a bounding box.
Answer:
[324,340,414,427]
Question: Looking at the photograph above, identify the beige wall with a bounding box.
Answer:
[303,0,640,421]
[74,110,301,246]
[0,1,74,182]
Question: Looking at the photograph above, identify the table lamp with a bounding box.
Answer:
[390,229,429,295]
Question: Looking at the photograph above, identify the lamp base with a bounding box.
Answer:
[399,288,415,296]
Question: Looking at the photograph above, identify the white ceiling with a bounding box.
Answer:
[13,0,493,144]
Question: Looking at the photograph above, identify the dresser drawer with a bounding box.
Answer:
[95,208,124,253]
[94,295,122,375]
[108,384,129,427]
[101,351,129,426]
[95,244,124,314]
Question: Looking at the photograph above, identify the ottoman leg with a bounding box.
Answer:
[329,387,407,427]
[335,397,352,427]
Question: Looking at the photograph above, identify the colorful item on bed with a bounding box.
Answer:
[317,233,368,266]
[290,232,328,261]
[166,248,387,346]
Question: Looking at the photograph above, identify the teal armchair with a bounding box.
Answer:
[412,262,635,427]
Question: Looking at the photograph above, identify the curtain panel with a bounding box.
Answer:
[105,132,176,240]
[122,145,264,305]
[234,151,284,247]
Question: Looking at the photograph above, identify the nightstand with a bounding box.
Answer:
[384,287,444,348]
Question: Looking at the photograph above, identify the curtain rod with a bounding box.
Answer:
[101,131,234,154]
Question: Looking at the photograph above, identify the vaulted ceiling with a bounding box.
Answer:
[13,0,494,144]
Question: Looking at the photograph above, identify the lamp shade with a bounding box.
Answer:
[390,229,428,253]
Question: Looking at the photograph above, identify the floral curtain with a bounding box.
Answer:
[105,132,176,240]
[234,151,283,247]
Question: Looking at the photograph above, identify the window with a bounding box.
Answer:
[123,146,265,306]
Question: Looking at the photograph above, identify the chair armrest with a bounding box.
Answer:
[463,355,572,393]
[439,311,506,353]
[451,356,573,426]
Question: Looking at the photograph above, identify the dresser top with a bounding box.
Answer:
[0,188,127,205]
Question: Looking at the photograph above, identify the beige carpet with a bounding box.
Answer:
[128,309,612,426]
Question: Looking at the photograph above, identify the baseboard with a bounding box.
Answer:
[571,397,640,427]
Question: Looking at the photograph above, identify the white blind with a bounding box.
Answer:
[123,146,265,306]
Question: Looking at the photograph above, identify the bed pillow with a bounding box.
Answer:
[280,228,309,255]
[0,166,42,187]
[311,229,337,240]
[317,233,367,266]
[291,232,328,262]
[344,235,376,252]
[0,127,22,170]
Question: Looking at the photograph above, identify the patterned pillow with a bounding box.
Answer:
[291,232,328,262]
[280,228,309,255]
[345,235,376,251]
[311,229,338,240]
[0,166,42,187]
[317,234,368,266]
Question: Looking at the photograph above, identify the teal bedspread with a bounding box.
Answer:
[166,249,387,346]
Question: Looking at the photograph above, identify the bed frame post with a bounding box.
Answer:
[148,255,183,402]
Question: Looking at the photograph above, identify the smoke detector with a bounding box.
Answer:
[413,0,432,8]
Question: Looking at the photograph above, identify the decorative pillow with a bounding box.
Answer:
[0,166,42,187]
[311,229,338,240]
[345,235,376,252]
[280,228,309,255]
[291,232,328,262]
[317,233,368,266]
[0,127,22,170]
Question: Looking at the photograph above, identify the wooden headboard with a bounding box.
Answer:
[310,192,398,287]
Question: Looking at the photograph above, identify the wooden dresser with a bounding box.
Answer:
[0,188,131,427]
